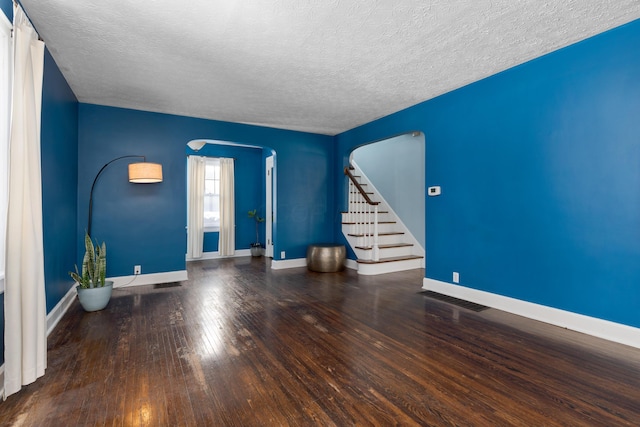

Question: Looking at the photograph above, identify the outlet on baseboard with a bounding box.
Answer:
[134,265,141,275]
[453,272,459,283]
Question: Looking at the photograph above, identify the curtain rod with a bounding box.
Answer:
[13,0,44,41]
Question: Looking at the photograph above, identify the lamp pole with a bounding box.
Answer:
[87,155,145,237]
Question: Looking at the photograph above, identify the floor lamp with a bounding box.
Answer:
[87,155,163,237]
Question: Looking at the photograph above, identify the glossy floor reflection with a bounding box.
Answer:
[1,257,639,426]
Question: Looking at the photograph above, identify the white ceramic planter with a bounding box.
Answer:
[250,244,263,257]
[76,281,113,312]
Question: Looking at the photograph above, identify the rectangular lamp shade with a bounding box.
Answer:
[128,162,163,183]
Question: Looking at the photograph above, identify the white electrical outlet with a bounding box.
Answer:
[134,265,141,275]
[427,186,441,196]
[453,272,459,283]
[281,251,286,259]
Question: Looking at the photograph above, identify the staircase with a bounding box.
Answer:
[342,165,424,275]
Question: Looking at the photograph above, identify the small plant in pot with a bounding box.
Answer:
[69,232,113,312]
[248,209,265,257]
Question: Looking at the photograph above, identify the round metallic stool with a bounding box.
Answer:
[306,244,346,272]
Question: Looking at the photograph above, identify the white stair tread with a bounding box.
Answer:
[347,231,404,237]
[356,254,423,264]
[342,221,396,225]
[355,243,413,250]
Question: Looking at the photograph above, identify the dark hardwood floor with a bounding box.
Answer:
[1,257,639,426]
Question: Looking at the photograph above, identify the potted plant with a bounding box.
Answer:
[248,209,265,257]
[69,232,113,312]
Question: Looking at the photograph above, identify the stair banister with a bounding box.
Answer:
[344,166,380,261]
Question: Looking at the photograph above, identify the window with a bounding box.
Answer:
[0,12,12,292]
[204,157,220,230]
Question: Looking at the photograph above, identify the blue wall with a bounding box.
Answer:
[78,104,334,277]
[0,0,11,21]
[186,143,265,252]
[41,49,78,312]
[336,20,640,328]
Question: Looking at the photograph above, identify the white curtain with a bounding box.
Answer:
[4,5,46,399]
[218,158,235,256]
[186,155,205,259]
[0,5,12,292]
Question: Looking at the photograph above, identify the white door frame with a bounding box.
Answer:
[265,155,274,258]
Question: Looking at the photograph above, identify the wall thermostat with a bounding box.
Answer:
[427,186,441,196]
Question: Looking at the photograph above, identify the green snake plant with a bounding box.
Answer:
[248,209,265,246]
[69,232,107,288]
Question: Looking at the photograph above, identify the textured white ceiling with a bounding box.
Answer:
[20,0,640,135]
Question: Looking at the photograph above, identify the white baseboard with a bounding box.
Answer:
[46,284,77,336]
[186,249,251,261]
[271,258,307,270]
[0,269,188,397]
[1,284,79,397]
[357,258,423,276]
[111,270,189,289]
[272,258,356,271]
[42,270,188,335]
[423,278,640,349]
[345,259,358,270]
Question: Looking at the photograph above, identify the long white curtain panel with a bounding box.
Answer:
[218,158,235,256]
[186,155,205,259]
[4,4,46,399]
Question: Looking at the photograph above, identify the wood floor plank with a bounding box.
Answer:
[1,257,639,426]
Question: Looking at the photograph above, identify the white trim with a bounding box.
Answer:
[0,282,78,396]
[271,258,357,271]
[203,157,221,230]
[0,269,186,396]
[344,259,358,270]
[186,249,251,261]
[357,258,423,275]
[265,155,274,258]
[38,271,189,333]
[271,258,307,270]
[422,278,640,349]
[46,285,77,336]
[110,270,188,289]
